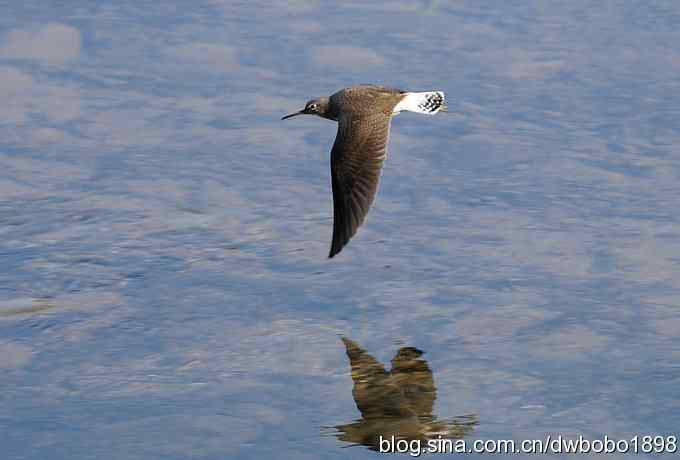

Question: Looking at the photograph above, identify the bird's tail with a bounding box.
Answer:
[393,91,446,115]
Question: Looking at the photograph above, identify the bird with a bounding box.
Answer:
[332,337,477,451]
[282,85,447,258]
[340,336,436,420]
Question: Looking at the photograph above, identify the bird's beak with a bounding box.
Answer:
[281,109,306,120]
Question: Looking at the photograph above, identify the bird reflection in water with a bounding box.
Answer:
[331,337,477,451]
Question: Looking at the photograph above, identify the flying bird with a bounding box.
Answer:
[282,85,446,258]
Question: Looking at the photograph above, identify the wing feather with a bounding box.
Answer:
[329,112,392,258]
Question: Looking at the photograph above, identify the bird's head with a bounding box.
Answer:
[282,97,334,121]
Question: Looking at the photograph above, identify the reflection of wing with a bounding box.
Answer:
[342,338,436,418]
[341,337,386,377]
[341,337,403,418]
[390,347,436,419]
[335,337,478,452]
[329,112,392,258]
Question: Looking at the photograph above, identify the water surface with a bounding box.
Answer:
[1,1,680,459]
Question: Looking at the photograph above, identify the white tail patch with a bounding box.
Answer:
[393,91,446,115]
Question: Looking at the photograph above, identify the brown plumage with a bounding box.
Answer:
[340,336,435,419]
[282,85,446,258]
[333,337,477,451]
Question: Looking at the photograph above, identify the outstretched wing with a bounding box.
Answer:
[341,336,388,379]
[329,112,392,258]
[341,337,403,419]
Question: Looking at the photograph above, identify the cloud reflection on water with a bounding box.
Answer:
[0,1,678,459]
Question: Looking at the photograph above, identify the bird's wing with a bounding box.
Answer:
[342,337,404,418]
[341,337,387,379]
[329,111,392,258]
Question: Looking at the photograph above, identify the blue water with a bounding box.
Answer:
[1,1,679,459]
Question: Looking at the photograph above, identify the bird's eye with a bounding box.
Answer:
[309,104,317,111]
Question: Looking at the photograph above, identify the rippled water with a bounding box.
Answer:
[1,1,679,459]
